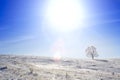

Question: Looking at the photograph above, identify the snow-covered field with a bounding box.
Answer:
[0,55,120,80]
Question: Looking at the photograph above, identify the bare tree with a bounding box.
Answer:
[85,46,98,59]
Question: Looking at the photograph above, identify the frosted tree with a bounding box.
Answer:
[85,46,98,59]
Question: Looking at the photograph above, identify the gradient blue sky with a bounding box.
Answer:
[0,0,120,58]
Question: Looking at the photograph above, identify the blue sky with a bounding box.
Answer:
[0,0,120,58]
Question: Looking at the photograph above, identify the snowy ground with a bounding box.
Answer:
[0,55,120,80]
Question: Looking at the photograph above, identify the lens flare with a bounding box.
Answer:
[53,52,61,61]
[51,38,65,61]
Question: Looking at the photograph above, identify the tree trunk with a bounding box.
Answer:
[92,54,94,60]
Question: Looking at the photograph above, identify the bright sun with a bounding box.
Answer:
[43,0,85,33]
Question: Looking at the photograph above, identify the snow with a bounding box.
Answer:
[0,55,120,80]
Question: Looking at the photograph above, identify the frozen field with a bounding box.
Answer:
[0,55,120,80]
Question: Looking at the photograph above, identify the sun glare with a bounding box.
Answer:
[43,0,85,33]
